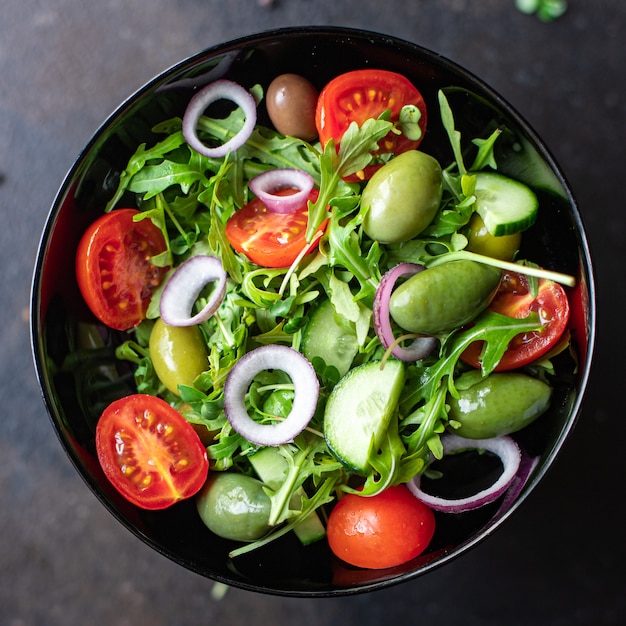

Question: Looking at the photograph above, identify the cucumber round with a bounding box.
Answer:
[474,171,538,236]
[323,360,405,473]
[302,299,359,378]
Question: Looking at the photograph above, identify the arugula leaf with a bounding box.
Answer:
[470,127,502,171]
[114,338,166,398]
[197,110,322,181]
[400,382,449,461]
[261,438,329,527]
[420,196,474,237]
[391,311,544,466]
[208,427,255,471]
[305,117,394,241]
[421,90,505,240]
[402,310,542,413]
[324,195,382,303]
[105,130,189,212]
[345,410,409,496]
[128,150,212,200]
[201,158,245,283]
[438,90,467,177]
[132,194,174,267]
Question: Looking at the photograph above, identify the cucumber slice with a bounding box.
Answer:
[302,299,359,378]
[323,360,405,473]
[249,447,326,545]
[473,171,538,236]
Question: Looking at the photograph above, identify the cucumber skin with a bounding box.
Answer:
[474,171,539,237]
[323,360,405,473]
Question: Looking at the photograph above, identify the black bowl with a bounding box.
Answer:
[30,26,595,596]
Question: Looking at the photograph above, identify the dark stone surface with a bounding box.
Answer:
[1,0,623,623]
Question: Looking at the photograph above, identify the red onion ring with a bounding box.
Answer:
[490,449,539,523]
[373,263,437,362]
[407,434,522,513]
[223,345,319,446]
[182,79,257,158]
[248,169,315,214]
[159,255,227,327]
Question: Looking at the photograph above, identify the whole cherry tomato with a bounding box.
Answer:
[326,484,435,569]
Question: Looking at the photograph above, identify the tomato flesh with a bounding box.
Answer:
[315,69,427,179]
[76,208,168,330]
[567,278,590,366]
[326,484,435,569]
[95,394,209,510]
[461,270,570,371]
[225,189,325,268]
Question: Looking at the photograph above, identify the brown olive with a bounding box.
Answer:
[266,73,319,141]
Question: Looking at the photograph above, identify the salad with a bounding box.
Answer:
[75,67,576,570]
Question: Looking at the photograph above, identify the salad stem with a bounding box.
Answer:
[428,249,576,287]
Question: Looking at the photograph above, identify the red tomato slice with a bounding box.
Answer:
[76,208,168,331]
[315,69,427,180]
[225,189,326,268]
[567,277,590,367]
[95,394,209,510]
[461,270,570,371]
[326,485,435,569]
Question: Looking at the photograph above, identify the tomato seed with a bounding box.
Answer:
[173,459,189,472]
[538,307,551,322]
[115,432,125,456]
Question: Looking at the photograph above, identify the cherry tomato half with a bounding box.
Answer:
[315,69,427,180]
[461,270,570,371]
[225,189,326,268]
[326,484,436,569]
[76,208,168,330]
[95,394,209,510]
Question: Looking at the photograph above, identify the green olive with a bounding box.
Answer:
[149,318,208,395]
[362,150,443,244]
[266,73,319,141]
[196,473,272,541]
[389,260,501,335]
[466,213,522,261]
[448,372,552,439]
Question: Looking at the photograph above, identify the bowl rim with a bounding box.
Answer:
[30,25,597,596]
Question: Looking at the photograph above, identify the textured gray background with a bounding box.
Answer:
[1,1,623,624]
